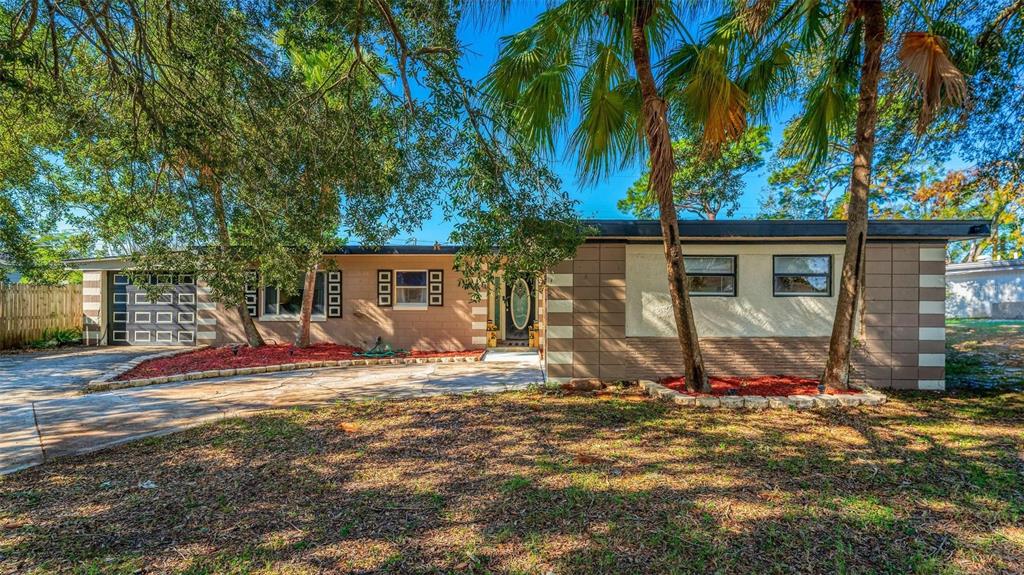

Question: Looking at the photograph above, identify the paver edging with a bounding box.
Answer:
[84,346,208,387]
[637,380,886,409]
[84,353,485,393]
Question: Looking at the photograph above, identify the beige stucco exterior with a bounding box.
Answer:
[210,254,487,351]
[625,243,846,338]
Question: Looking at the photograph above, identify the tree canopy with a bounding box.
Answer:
[621,126,770,220]
[0,0,586,306]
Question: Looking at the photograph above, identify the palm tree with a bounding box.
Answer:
[482,1,786,392]
[702,0,970,388]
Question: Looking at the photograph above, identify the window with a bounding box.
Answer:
[773,255,832,296]
[395,270,428,308]
[684,256,736,296]
[262,273,325,318]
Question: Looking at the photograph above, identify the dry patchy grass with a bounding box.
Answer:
[2,391,1023,574]
[946,320,1024,389]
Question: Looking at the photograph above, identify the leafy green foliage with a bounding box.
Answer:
[620,126,770,219]
[29,327,82,349]
[1,0,584,312]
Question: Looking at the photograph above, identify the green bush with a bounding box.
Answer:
[29,327,83,349]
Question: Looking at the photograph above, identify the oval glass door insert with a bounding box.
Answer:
[510,278,531,330]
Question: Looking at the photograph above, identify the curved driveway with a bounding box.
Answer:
[0,346,170,407]
[0,352,542,475]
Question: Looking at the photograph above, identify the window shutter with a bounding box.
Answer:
[428,269,444,306]
[377,270,392,307]
[327,270,343,317]
[244,271,259,317]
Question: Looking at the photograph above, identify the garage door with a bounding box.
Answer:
[108,273,197,345]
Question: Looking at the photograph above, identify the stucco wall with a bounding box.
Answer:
[946,266,1024,319]
[211,254,487,350]
[625,243,845,338]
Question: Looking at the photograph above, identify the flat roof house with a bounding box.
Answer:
[945,258,1024,319]
[69,219,989,391]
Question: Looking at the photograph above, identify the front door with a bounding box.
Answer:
[503,276,535,343]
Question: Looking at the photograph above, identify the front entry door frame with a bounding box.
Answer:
[499,275,536,345]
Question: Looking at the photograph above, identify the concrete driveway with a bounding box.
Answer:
[0,353,542,475]
[0,346,170,406]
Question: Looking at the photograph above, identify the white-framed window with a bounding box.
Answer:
[178,330,195,343]
[178,312,195,324]
[684,256,737,296]
[178,293,195,304]
[394,270,428,309]
[156,312,173,324]
[113,293,128,304]
[262,272,326,319]
[773,255,832,296]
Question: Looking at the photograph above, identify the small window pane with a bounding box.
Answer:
[775,275,829,294]
[397,287,428,304]
[313,272,326,315]
[262,286,278,315]
[684,256,734,274]
[280,289,303,315]
[689,275,736,295]
[396,271,427,287]
[775,256,830,274]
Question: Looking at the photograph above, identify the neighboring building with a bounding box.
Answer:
[67,219,989,391]
[946,259,1024,319]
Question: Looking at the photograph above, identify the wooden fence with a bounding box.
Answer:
[0,284,84,349]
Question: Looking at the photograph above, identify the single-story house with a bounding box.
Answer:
[68,219,989,391]
[946,259,1024,319]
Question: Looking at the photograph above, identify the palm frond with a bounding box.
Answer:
[571,42,643,181]
[898,31,968,135]
[667,40,750,152]
[789,31,858,167]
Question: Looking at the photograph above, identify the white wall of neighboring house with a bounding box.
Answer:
[946,259,1024,319]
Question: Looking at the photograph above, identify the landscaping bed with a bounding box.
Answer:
[3,390,1022,574]
[661,374,859,396]
[113,343,485,381]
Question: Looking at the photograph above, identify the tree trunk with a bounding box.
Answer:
[821,0,885,389]
[205,165,265,347]
[296,261,319,347]
[630,1,709,392]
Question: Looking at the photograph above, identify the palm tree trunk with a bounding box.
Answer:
[296,262,319,347]
[821,0,885,389]
[205,166,264,347]
[630,1,709,392]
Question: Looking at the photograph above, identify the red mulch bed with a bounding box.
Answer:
[115,344,484,381]
[661,375,859,396]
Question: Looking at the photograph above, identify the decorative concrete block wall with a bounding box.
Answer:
[82,271,104,344]
[856,243,947,390]
[544,241,948,390]
[195,282,218,344]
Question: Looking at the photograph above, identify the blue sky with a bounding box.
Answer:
[407,2,796,244]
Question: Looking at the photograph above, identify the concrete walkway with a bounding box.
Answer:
[0,353,542,475]
[0,346,171,406]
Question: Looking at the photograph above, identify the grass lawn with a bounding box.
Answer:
[946,320,1024,389]
[2,389,1023,574]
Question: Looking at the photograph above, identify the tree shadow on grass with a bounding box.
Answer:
[1,391,1022,574]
